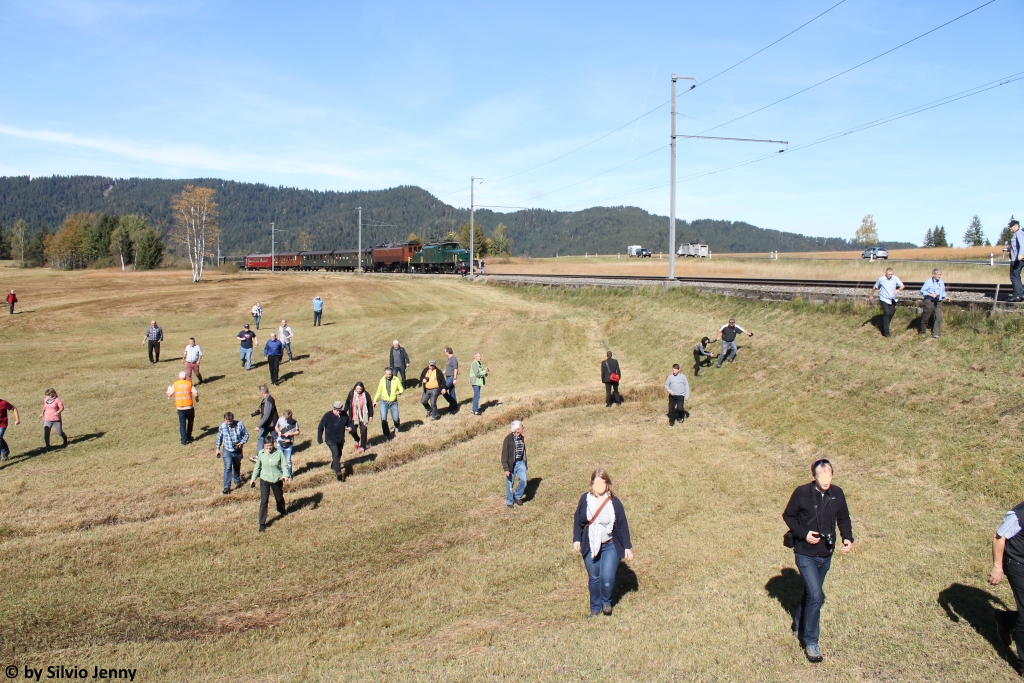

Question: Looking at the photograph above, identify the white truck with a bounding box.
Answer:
[627,245,652,258]
[677,243,710,258]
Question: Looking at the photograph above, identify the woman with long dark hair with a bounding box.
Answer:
[345,382,373,454]
[572,469,633,618]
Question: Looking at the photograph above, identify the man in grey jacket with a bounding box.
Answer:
[388,340,411,385]
[665,364,690,426]
[251,384,278,460]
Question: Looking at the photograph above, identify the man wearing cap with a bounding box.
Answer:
[317,401,351,481]
[419,359,447,421]
[374,367,404,440]
[1008,219,1023,302]
[919,268,949,339]
[716,318,753,368]
[237,323,257,371]
[166,371,198,446]
[143,320,164,363]
[388,340,411,386]
[869,267,905,338]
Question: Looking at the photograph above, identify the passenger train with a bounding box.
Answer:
[241,240,470,274]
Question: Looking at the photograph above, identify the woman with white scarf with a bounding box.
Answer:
[345,382,373,454]
[572,469,633,617]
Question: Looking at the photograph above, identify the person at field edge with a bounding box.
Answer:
[40,388,67,451]
[0,397,21,462]
[716,318,753,367]
[920,268,949,339]
[275,409,299,479]
[469,352,489,415]
[278,320,294,362]
[501,420,528,508]
[317,400,350,481]
[443,347,459,413]
[345,382,373,454]
[988,496,1024,672]
[264,333,284,385]
[252,384,278,459]
[251,439,289,533]
[6,289,17,314]
[693,337,714,377]
[420,359,447,421]
[573,468,633,618]
[312,296,324,326]
[388,340,411,386]
[166,371,197,446]
[782,459,854,663]
[251,302,262,330]
[182,337,204,384]
[215,411,249,494]
[1008,219,1023,302]
[664,364,690,426]
[601,351,623,407]
[144,320,164,363]
[869,267,906,338]
[374,367,403,440]
[237,324,257,371]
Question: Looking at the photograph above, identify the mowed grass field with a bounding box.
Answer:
[486,255,1008,283]
[2,265,1024,681]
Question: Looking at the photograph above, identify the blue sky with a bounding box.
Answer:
[1,0,1021,245]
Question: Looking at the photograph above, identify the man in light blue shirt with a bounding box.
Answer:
[312,296,324,326]
[919,268,948,339]
[1008,220,1023,302]
[869,267,905,338]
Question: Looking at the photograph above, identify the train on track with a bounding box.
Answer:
[240,240,471,274]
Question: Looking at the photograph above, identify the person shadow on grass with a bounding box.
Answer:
[938,583,1019,670]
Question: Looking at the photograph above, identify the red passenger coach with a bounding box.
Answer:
[245,254,273,270]
[245,253,302,270]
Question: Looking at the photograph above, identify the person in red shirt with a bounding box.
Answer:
[0,398,21,461]
[6,290,17,315]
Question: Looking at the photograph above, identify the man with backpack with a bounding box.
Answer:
[601,351,622,407]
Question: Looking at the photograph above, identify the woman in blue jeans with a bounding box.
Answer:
[573,469,633,617]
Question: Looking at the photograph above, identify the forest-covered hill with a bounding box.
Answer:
[0,176,915,255]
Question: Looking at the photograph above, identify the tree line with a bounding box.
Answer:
[0,213,163,270]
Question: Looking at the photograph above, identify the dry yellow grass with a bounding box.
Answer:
[0,267,1022,681]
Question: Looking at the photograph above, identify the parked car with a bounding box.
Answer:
[861,247,889,260]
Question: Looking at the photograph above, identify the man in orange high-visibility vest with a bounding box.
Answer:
[166,371,198,446]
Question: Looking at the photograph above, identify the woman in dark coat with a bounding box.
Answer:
[345,382,373,454]
[573,468,633,617]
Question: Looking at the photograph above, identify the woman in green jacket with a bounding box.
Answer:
[469,351,490,415]
[251,440,290,532]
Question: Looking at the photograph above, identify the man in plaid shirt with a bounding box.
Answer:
[182,337,204,384]
[215,412,249,494]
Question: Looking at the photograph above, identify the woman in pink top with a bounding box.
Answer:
[40,388,67,451]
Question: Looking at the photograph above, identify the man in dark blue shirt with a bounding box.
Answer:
[264,333,284,386]
[237,324,257,371]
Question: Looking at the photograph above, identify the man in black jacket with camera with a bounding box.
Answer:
[601,351,622,407]
[782,459,854,663]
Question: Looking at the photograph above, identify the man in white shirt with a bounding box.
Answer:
[278,320,295,362]
[251,302,262,330]
[182,337,204,384]
[869,267,905,338]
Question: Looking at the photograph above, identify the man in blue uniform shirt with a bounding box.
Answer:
[919,269,948,339]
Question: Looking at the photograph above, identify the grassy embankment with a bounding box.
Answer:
[1,266,1023,681]
[488,253,1007,283]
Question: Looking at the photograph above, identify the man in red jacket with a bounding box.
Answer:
[6,290,17,315]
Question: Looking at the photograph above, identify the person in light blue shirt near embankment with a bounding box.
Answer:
[919,268,948,339]
[869,267,905,338]
[1008,220,1023,302]
[312,296,324,326]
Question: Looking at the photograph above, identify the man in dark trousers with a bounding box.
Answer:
[317,400,351,481]
[500,420,528,508]
[264,333,284,385]
[419,359,447,421]
[252,384,277,459]
[389,340,411,385]
[693,337,714,377]
[1008,219,1023,302]
[869,267,906,338]
[144,319,164,363]
[716,318,753,367]
[6,290,16,314]
[990,499,1024,672]
[664,364,689,426]
[601,351,622,407]
[443,347,459,413]
[919,268,948,339]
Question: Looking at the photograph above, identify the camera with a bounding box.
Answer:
[823,533,835,550]
[250,409,261,417]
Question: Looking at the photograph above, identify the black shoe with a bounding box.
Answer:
[223,488,230,495]
[668,420,675,427]
[258,527,265,533]
[602,605,612,616]
[996,609,1014,646]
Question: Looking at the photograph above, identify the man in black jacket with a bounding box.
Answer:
[419,360,447,421]
[251,385,277,460]
[601,351,622,407]
[500,420,528,508]
[388,340,411,386]
[317,401,351,481]
[989,500,1024,672]
[782,459,854,663]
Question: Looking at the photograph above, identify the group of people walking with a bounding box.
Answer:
[0,388,69,462]
[868,266,950,339]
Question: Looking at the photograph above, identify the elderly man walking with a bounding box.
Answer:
[920,268,949,339]
[317,401,351,481]
[182,337,204,384]
[374,367,404,440]
[501,420,528,508]
[388,340,411,386]
[278,320,294,362]
[469,352,489,415]
[1008,219,1023,302]
[665,364,690,427]
[420,359,447,421]
[143,320,164,363]
[601,351,623,407]
[215,412,249,494]
[869,267,906,338]
[166,371,198,446]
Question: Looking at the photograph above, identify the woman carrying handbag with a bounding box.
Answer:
[573,469,633,617]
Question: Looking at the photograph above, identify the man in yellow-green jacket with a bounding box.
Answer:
[251,440,289,532]
[374,367,404,441]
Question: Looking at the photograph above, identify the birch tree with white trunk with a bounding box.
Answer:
[171,185,219,282]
